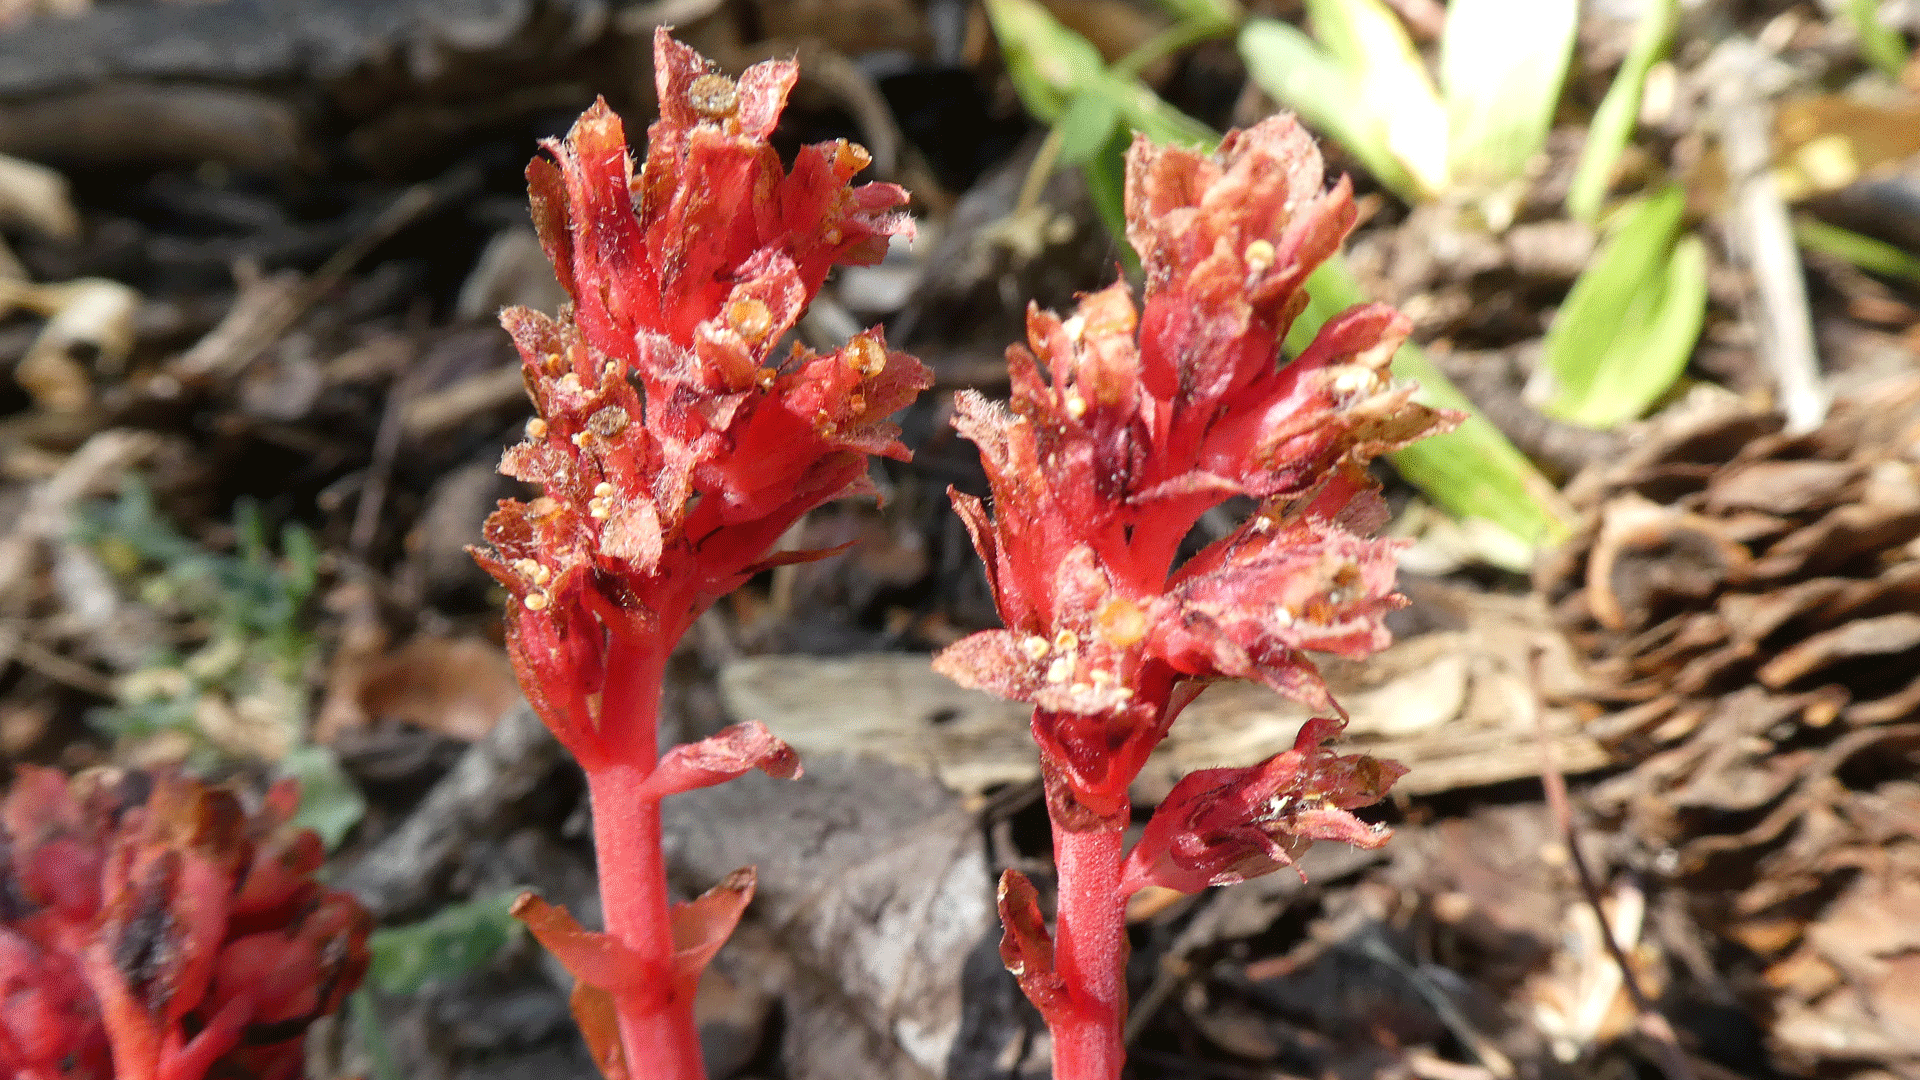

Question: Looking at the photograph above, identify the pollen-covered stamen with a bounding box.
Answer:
[687,72,739,120]
[845,333,887,378]
[1020,635,1051,661]
[1327,364,1386,398]
[523,592,551,611]
[726,297,774,345]
[1094,597,1147,648]
[1243,238,1276,276]
[526,417,548,440]
[587,406,631,439]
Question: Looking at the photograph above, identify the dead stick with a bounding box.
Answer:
[1529,646,1696,1080]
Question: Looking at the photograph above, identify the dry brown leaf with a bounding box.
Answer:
[317,635,521,743]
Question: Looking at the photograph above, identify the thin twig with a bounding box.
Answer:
[1529,646,1697,1080]
[1712,41,1827,433]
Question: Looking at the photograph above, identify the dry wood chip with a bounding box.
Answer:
[1704,459,1861,515]
[1757,612,1920,688]
[1844,671,1920,726]
[1719,577,1851,643]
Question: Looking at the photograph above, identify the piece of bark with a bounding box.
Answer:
[660,756,1004,1080]
[339,700,566,920]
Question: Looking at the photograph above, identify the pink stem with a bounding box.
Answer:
[587,636,708,1080]
[1050,820,1129,1080]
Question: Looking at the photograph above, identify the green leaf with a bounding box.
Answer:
[1303,0,1448,195]
[984,0,1109,123]
[1848,0,1911,81]
[1083,126,1136,269]
[1057,90,1123,165]
[1239,19,1419,200]
[1150,0,1243,30]
[368,890,525,995]
[280,743,367,850]
[1440,0,1577,196]
[349,990,405,1080]
[1567,0,1678,223]
[1796,216,1920,284]
[1290,256,1570,562]
[1542,187,1707,428]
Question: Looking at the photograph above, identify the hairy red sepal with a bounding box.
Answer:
[475,29,930,771]
[1120,718,1405,895]
[0,767,369,1080]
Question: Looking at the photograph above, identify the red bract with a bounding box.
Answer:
[471,30,930,1080]
[0,767,369,1080]
[935,116,1459,1080]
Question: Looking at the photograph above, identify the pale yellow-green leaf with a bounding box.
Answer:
[1304,0,1448,196]
[1239,18,1420,200]
[1543,188,1707,428]
[1440,0,1576,196]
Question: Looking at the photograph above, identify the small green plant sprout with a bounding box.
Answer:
[1241,0,1577,227]
[76,480,365,847]
[1566,0,1678,224]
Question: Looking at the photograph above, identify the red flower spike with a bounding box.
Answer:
[475,35,930,1078]
[0,768,369,1080]
[1120,718,1406,895]
[476,32,930,771]
[937,115,1455,1080]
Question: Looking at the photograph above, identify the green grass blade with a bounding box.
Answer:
[1239,18,1420,200]
[1303,0,1448,195]
[1796,216,1920,283]
[1150,0,1243,30]
[1290,256,1571,560]
[984,0,1109,122]
[1440,0,1577,193]
[1567,0,1677,223]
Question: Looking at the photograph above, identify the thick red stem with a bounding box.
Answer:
[587,636,708,1080]
[1050,819,1129,1080]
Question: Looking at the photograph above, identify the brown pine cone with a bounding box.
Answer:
[1537,379,1920,1071]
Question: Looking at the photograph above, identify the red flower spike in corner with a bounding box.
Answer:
[0,767,370,1080]
[470,30,931,1080]
[934,116,1460,1080]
